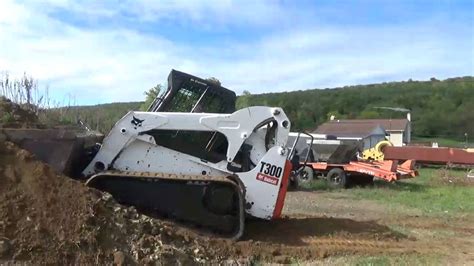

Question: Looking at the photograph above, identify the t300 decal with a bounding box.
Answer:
[256,162,283,185]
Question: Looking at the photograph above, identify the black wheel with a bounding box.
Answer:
[295,166,314,187]
[288,178,298,190]
[360,175,374,186]
[203,185,236,215]
[326,168,347,188]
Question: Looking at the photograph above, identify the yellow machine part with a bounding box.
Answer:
[362,140,393,161]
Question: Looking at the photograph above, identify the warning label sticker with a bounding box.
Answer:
[256,173,279,185]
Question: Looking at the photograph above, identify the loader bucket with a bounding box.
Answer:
[0,128,103,177]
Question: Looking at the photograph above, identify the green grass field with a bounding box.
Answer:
[320,254,442,266]
[295,167,473,265]
[351,168,474,216]
[411,136,472,148]
[303,168,474,216]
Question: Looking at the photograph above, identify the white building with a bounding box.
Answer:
[313,118,411,148]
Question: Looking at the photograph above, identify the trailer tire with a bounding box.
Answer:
[352,175,374,187]
[327,168,347,188]
[288,174,298,190]
[295,166,314,187]
[360,175,374,186]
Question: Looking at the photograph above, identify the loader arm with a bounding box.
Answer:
[83,106,290,176]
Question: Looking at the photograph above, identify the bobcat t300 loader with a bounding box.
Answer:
[82,70,293,239]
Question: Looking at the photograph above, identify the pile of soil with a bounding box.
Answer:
[0,141,222,264]
[0,97,39,127]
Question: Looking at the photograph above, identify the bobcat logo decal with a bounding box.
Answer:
[131,116,145,127]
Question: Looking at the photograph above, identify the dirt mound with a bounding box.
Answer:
[0,141,217,264]
[0,97,39,127]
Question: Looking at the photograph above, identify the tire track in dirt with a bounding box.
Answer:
[268,190,474,263]
[193,214,420,263]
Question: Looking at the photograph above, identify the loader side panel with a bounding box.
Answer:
[239,146,291,219]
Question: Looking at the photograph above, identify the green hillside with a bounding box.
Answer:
[62,77,473,142]
[237,77,474,140]
[57,102,142,133]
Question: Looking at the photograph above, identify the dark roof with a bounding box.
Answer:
[314,121,385,138]
[313,119,409,138]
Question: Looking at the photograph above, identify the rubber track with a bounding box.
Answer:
[86,170,245,240]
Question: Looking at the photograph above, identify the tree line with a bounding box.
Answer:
[237,77,473,140]
[63,76,474,140]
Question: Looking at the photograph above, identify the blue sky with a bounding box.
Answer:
[0,0,473,105]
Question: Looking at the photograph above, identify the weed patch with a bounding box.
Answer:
[350,168,474,216]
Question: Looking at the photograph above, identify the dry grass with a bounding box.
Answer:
[0,72,80,127]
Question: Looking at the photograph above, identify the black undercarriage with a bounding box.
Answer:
[87,173,245,239]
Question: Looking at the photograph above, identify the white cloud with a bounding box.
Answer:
[19,0,287,28]
[207,24,473,92]
[129,0,286,27]
[0,0,472,104]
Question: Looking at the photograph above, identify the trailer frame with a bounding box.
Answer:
[307,159,417,184]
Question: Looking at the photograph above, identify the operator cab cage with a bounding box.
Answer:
[144,69,242,167]
[148,69,237,113]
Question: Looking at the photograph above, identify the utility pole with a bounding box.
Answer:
[465,133,469,148]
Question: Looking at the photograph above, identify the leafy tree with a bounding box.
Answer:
[236,90,252,109]
[359,109,382,119]
[206,77,221,86]
[140,84,163,111]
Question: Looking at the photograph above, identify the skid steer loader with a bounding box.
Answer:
[82,70,293,239]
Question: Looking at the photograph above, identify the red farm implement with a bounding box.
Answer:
[288,133,418,188]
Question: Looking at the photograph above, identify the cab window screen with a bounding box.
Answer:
[166,84,205,112]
